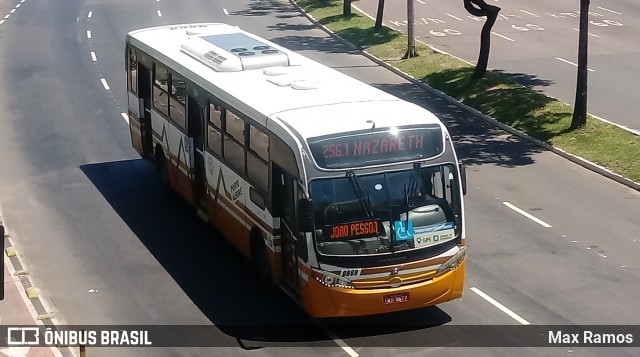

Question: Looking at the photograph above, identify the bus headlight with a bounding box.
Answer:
[312,269,354,289]
[436,246,466,276]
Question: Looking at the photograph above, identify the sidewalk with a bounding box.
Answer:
[1,255,58,357]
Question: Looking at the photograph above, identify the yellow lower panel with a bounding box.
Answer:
[167,163,193,203]
[206,196,251,258]
[302,258,465,318]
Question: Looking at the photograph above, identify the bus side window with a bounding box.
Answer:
[153,63,169,117]
[170,73,186,130]
[247,124,269,193]
[207,102,223,156]
[223,109,246,175]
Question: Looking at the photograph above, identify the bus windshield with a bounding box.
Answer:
[309,164,461,256]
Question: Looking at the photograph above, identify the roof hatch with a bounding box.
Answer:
[181,32,290,72]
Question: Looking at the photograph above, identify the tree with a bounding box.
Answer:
[463,0,500,79]
[571,0,590,129]
[343,0,352,17]
[403,0,418,58]
[375,0,385,31]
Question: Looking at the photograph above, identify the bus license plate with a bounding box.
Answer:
[383,292,409,305]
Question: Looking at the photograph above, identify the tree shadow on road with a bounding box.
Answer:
[230,0,296,17]
[367,80,544,168]
[419,68,574,143]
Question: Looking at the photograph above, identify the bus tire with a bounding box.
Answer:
[251,230,272,285]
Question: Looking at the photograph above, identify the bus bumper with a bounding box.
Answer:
[302,258,465,318]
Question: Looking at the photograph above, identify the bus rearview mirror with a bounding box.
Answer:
[459,161,467,196]
[297,199,313,232]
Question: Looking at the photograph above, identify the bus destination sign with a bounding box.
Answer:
[329,220,381,240]
[308,126,443,169]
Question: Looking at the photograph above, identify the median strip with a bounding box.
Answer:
[292,0,640,188]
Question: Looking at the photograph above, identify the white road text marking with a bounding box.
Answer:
[573,28,600,38]
[447,13,463,21]
[491,32,515,42]
[520,10,539,17]
[597,6,622,15]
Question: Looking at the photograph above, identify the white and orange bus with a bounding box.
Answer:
[125,23,467,317]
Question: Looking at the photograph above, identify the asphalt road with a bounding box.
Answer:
[353,0,640,132]
[0,0,639,356]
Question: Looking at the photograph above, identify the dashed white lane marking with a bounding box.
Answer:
[9,8,16,14]
[121,112,129,124]
[223,8,229,15]
[88,11,92,18]
[502,201,552,228]
[447,13,463,21]
[3,14,10,19]
[597,6,622,15]
[555,57,595,72]
[15,3,21,8]
[519,10,539,17]
[100,78,110,91]
[87,30,92,39]
[0,20,4,25]
[470,287,531,325]
[157,10,162,17]
[90,51,97,62]
[333,337,358,357]
[21,0,26,3]
[573,28,600,38]
[491,32,515,42]
[417,0,426,4]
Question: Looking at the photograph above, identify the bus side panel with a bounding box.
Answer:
[150,111,194,202]
[203,152,251,257]
[167,123,194,203]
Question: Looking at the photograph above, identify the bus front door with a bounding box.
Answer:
[187,96,207,209]
[137,64,153,159]
[273,165,300,294]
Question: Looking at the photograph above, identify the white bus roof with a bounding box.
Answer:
[127,23,444,140]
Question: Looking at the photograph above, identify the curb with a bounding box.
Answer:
[288,1,640,192]
[1,216,75,357]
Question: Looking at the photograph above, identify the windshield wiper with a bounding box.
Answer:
[346,170,373,218]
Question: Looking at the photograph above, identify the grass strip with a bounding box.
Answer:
[295,0,640,183]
